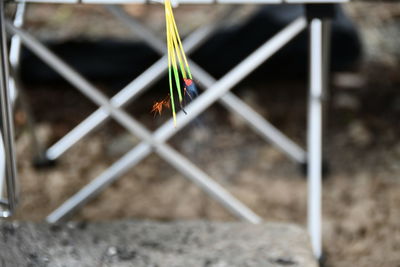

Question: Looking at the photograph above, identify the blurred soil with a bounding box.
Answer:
[6,3,400,267]
[0,221,318,267]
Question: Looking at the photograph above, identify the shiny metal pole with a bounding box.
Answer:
[307,18,330,259]
[0,1,18,217]
[0,2,26,208]
[9,2,25,103]
[10,0,349,4]
[0,131,5,201]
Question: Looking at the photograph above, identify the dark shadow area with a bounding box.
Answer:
[20,4,361,85]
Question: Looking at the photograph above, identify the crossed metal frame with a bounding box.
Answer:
[0,1,331,259]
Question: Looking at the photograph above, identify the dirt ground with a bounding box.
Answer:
[5,3,400,267]
[0,221,318,267]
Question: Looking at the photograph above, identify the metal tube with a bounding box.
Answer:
[12,0,349,4]
[307,18,328,259]
[45,22,217,160]
[0,132,5,200]
[9,2,25,68]
[109,5,306,163]
[10,3,46,163]
[0,2,18,217]
[9,2,26,103]
[46,18,305,223]
[6,22,261,224]
[0,2,26,205]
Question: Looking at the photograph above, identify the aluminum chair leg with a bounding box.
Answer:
[9,2,26,104]
[0,2,18,217]
[43,18,306,223]
[307,18,330,259]
[0,2,26,201]
[0,131,5,202]
[109,5,306,164]
[8,3,44,165]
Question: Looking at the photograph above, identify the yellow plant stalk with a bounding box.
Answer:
[152,0,197,126]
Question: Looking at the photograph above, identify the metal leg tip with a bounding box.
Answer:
[318,251,327,267]
[32,154,57,169]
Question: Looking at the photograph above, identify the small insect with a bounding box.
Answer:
[151,0,198,126]
[183,78,198,101]
[151,95,171,117]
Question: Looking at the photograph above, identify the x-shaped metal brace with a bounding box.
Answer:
[7,11,306,225]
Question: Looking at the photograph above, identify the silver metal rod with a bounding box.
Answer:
[0,2,26,204]
[307,18,328,259]
[10,3,44,162]
[9,2,25,69]
[0,2,25,202]
[45,21,217,160]
[9,2,26,103]
[0,132,5,200]
[6,22,261,224]
[0,2,18,217]
[13,0,349,4]
[110,5,306,163]
[47,18,304,223]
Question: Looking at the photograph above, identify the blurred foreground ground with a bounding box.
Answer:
[8,3,400,267]
[0,221,318,267]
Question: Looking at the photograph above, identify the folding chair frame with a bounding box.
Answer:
[0,2,334,259]
[0,1,44,217]
[0,1,19,218]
